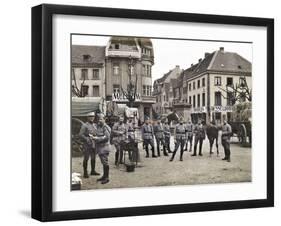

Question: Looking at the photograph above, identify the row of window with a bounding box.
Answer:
[188,93,206,108]
[156,94,169,103]
[112,84,152,97]
[112,64,152,77]
[187,91,233,108]
[187,76,245,91]
[188,77,206,91]
[72,69,100,80]
[72,85,100,97]
[141,48,152,56]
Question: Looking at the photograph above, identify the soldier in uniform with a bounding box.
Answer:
[91,114,111,184]
[141,116,157,158]
[127,119,135,140]
[184,118,194,152]
[192,119,206,156]
[112,116,127,165]
[79,112,100,178]
[163,119,172,153]
[221,119,232,162]
[126,119,139,162]
[153,118,168,156]
[170,117,186,161]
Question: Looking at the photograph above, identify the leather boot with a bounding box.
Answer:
[191,145,197,156]
[151,146,157,158]
[115,151,119,165]
[119,150,124,164]
[90,159,100,175]
[145,145,149,158]
[157,145,161,156]
[97,165,106,181]
[169,151,176,161]
[83,160,89,178]
[180,149,184,161]
[163,146,168,156]
[101,166,110,184]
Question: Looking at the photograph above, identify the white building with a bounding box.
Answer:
[184,47,252,123]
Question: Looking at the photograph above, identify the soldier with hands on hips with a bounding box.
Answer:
[79,112,100,178]
[91,114,112,184]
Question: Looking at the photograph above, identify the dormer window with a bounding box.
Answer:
[83,54,91,61]
[238,65,242,69]
[115,44,119,49]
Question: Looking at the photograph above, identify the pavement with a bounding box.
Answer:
[72,135,252,190]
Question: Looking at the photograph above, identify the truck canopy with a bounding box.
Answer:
[72,97,103,117]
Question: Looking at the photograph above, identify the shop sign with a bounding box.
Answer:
[192,106,206,113]
[211,105,233,112]
[112,92,141,102]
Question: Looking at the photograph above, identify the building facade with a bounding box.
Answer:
[71,45,106,98]
[154,47,252,124]
[184,47,252,123]
[105,37,156,122]
[153,65,182,116]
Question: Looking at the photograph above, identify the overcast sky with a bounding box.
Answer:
[72,35,252,82]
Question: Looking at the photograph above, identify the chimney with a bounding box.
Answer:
[198,58,202,63]
[219,47,224,52]
[205,52,210,58]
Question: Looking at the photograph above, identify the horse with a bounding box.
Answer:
[205,123,219,156]
[166,111,180,124]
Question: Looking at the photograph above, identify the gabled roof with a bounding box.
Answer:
[209,51,251,73]
[155,70,173,84]
[72,45,106,66]
[191,52,215,76]
[184,48,252,80]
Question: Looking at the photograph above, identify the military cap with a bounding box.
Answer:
[97,113,105,119]
[87,112,95,117]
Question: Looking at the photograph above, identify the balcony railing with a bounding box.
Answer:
[107,49,140,58]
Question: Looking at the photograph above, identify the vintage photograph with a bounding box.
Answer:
[71,35,252,190]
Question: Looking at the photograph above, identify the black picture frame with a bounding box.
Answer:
[31,4,274,222]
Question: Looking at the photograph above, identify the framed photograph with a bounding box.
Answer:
[32,4,274,221]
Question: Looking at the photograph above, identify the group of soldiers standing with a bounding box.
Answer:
[141,117,207,161]
[78,111,233,184]
[141,116,232,162]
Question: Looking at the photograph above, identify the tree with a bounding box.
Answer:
[120,56,139,107]
[72,69,87,97]
[218,76,252,105]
